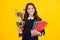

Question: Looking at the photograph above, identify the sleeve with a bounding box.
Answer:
[38,17,45,36]
[39,29,45,36]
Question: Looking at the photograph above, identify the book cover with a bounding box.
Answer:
[32,21,48,36]
[35,21,48,32]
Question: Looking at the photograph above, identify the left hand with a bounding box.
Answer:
[31,29,40,36]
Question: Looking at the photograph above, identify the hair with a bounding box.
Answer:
[23,3,42,25]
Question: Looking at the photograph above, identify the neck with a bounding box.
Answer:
[28,15,34,18]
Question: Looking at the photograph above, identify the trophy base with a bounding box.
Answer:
[19,33,24,37]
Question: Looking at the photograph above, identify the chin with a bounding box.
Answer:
[29,13,34,15]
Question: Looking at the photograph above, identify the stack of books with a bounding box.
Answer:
[32,21,48,36]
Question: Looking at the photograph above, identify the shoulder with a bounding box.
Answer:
[36,17,42,21]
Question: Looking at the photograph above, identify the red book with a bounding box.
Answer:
[35,21,48,32]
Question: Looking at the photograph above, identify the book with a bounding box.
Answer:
[32,21,48,32]
[32,21,39,29]
[35,21,48,32]
[32,21,48,36]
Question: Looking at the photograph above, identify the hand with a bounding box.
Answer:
[31,29,40,36]
[18,27,22,34]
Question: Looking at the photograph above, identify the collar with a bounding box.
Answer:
[28,17,34,20]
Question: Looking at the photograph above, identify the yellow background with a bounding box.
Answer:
[0,0,60,40]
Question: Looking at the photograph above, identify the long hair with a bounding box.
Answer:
[23,3,42,25]
[22,3,45,36]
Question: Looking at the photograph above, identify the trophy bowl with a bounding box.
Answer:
[16,12,25,35]
[17,21,25,30]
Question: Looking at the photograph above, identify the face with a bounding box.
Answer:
[27,5,35,16]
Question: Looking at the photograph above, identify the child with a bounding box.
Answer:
[18,3,45,40]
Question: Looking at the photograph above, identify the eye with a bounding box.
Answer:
[28,8,30,10]
[32,8,34,9]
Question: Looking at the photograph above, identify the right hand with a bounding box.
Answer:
[18,27,22,34]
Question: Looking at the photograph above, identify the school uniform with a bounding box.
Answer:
[22,17,38,40]
[22,17,45,40]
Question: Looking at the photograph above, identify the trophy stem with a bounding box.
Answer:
[18,17,22,22]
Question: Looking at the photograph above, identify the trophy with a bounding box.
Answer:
[16,12,25,37]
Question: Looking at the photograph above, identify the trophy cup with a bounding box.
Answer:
[16,12,25,37]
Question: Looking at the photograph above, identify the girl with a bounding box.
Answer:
[18,3,45,40]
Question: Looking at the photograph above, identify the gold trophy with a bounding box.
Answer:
[16,12,25,37]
